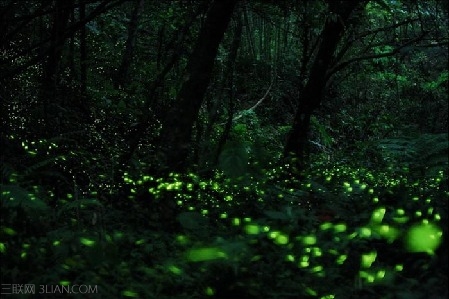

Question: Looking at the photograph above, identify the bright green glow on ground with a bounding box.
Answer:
[245,224,260,235]
[186,247,227,262]
[361,251,377,268]
[80,238,96,247]
[393,208,409,223]
[168,265,182,275]
[404,222,442,253]
[376,270,386,279]
[370,224,400,242]
[359,270,375,283]
[0,243,5,253]
[336,255,347,265]
[274,234,289,245]
[268,231,280,239]
[285,254,295,262]
[204,287,214,296]
[371,207,386,223]
[122,290,139,297]
[176,235,189,245]
[320,222,333,230]
[333,223,346,233]
[302,236,317,245]
[305,287,317,296]
[312,247,322,257]
[358,227,371,237]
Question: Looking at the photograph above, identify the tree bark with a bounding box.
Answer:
[155,0,238,174]
[283,1,366,174]
[39,0,74,135]
[113,0,145,89]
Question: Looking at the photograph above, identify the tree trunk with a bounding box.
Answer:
[39,0,73,135]
[283,1,365,174]
[113,0,145,89]
[155,0,238,174]
[79,0,87,95]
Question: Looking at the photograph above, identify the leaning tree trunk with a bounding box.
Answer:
[155,0,238,174]
[283,0,365,175]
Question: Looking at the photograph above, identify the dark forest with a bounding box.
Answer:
[1,0,448,298]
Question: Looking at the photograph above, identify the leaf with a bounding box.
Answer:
[1,184,49,212]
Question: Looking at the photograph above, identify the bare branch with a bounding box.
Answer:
[217,80,273,126]
[326,31,429,80]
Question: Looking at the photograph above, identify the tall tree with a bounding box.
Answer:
[113,0,145,89]
[155,0,238,174]
[39,0,74,134]
[283,0,367,175]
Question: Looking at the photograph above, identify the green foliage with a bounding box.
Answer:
[423,70,448,91]
[378,133,449,177]
[1,184,49,213]
[218,140,249,178]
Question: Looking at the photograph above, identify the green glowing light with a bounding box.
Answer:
[168,265,182,275]
[2,227,16,236]
[305,287,317,296]
[268,231,280,239]
[303,236,317,245]
[336,255,347,265]
[361,251,377,268]
[274,234,289,245]
[176,235,189,245]
[245,224,260,235]
[334,223,346,232]
[80,238,96,247]
[122,290,139,297]
[404,222,442,253]
[185,247,227,262]
[371,207,386,223]
[359,227,371,237]
[286,254,295,262]
[299,260,309,268]
[312,247,322,257]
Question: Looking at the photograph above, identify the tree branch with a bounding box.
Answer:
[230,80,273,122]
[326,31,429,80]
